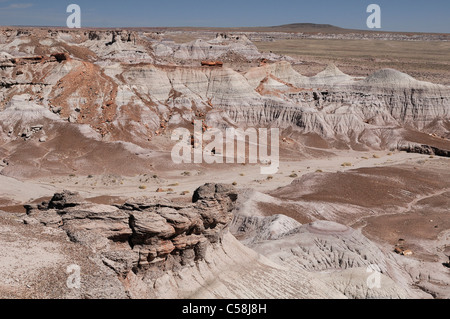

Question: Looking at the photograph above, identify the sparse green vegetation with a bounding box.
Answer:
[341,162,352,167]
[316,169,323,173]
[139,185,147,190]
[289,173,298,178]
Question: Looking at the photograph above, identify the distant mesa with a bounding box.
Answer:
[201,60,223,67]
[269,23,345,32]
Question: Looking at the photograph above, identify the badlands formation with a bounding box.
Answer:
[0,27,449,299]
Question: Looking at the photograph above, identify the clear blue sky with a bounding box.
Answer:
[0,0,448,33]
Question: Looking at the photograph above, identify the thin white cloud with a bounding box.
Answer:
[1,2,33,9]
[8,3,33,9]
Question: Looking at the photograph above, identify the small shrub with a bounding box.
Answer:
[341,162,352,167]
[316,169,323,173]
[289,173,298,178]
[373,154,380,159]
[232,182,238,186]
[266,176,273,180]
[139,185,147,190]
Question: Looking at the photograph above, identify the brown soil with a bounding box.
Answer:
[0,205,26,214]
[49,61,118,137]
[359,191,450,262]
[255,39,450,85]
[270,164,450,209]
[402,128,450,150]
[86,195,126,206]
[257,201,314,224]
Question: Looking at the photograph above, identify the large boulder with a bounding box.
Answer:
[22,183,238,280]
[192,183,238,203]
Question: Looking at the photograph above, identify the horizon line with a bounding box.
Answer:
[0,23,449,35]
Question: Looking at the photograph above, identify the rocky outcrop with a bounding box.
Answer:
[115,61,450,147]
[17,184,352,299]
[21,184,263,298]
[153,33,261,62]
[51,53,71,62]
[397,142,450,157]
[1,28,449,154]
[25,184,237,280]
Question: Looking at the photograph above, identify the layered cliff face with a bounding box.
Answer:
[153,34,261,62]
[239,62,450,132]
[0,29,448,169]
